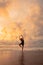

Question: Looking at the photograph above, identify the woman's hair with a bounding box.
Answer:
[19,35,23,39]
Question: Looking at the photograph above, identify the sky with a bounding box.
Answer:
[0,0,43,47]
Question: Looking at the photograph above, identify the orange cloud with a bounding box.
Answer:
[0,0,43,47]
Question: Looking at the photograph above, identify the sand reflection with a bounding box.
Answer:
[19,51,24,65]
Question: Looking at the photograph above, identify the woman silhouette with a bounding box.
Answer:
[19,35,24,51]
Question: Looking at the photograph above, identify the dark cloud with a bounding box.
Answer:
[0,0,9,7]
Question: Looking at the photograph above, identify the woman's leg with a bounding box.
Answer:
[22,45,24,51]
[19,43,21,47]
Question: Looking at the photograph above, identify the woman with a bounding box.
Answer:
[19,35,24,51]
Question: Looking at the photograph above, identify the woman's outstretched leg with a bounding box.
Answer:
[19,43,21,47]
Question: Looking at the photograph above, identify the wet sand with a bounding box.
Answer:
[0,50,43,65]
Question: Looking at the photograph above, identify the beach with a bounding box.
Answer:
[0,50,43,65]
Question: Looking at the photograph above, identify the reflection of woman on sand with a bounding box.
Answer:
[19,51,24,65]
[19,35,24,51]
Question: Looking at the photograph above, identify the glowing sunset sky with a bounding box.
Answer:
[0,0,43,47]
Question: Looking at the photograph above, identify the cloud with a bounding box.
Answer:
[0,0,9,7]
[0,0,43,47]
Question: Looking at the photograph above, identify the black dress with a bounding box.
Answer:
[20,38,24,46]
